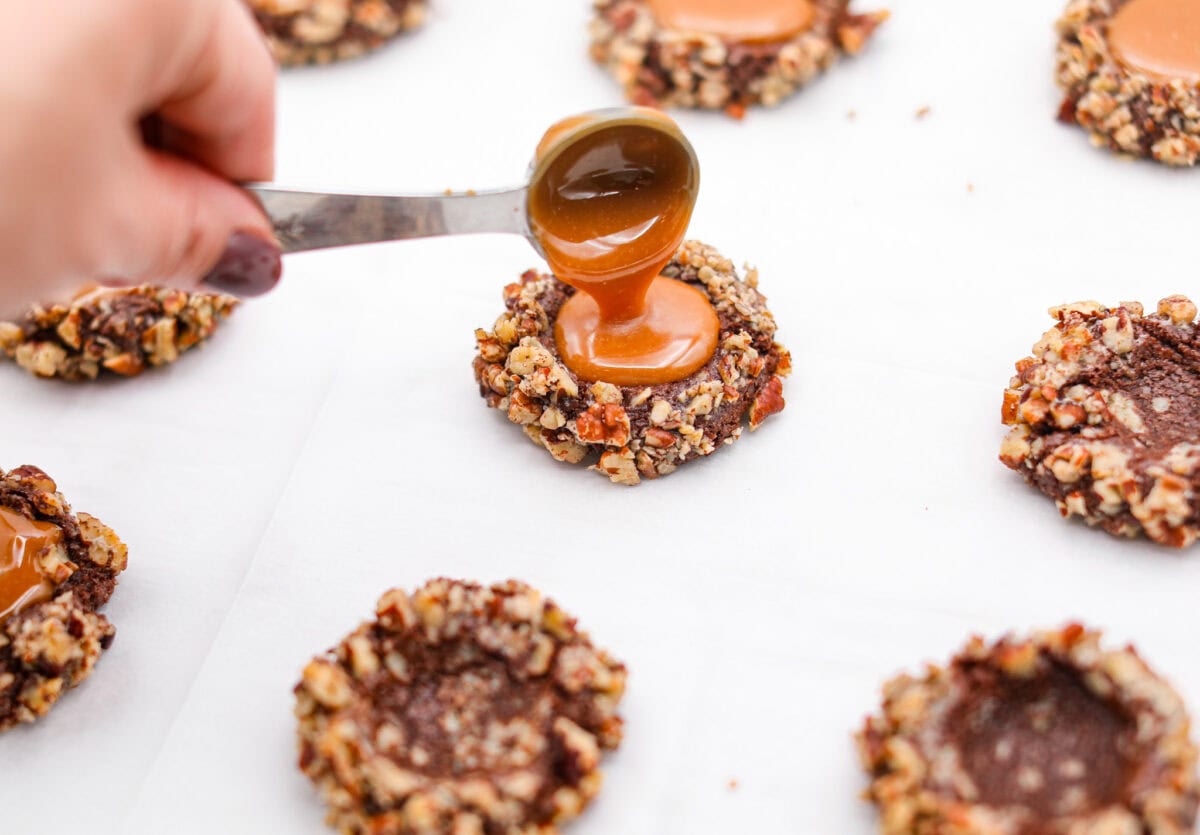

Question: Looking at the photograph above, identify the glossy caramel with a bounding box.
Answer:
[648,0,815,43]
[555,278,719,385]
[528,109,717,386]
[1108,0,1200,82]
[0,506,60,623]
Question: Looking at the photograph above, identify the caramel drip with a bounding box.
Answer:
[1108,0,1200,83]
[0,506,60,623]
[554,278,719,386]
[528,109,717,386]
[648,0,815,43]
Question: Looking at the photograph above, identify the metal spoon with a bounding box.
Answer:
[244,107,694,260]
[245,183,535,255]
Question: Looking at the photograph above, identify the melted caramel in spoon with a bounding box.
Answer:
[528,109,718,386]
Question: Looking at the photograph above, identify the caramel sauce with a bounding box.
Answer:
[648,0,815,43]
[0,506,60,623]
[1108,0,1200,83]
[527,109,717,386]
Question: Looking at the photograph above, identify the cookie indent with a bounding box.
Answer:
[945,662,1138,817]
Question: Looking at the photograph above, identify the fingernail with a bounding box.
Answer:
[200,232,282,297]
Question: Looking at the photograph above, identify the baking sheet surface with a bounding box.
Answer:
[3,1,1200,833]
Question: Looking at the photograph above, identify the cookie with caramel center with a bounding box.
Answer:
[0,466,127,733]
[590,0,887,116]
[472,240,790,486]
[1057,0,1200,165]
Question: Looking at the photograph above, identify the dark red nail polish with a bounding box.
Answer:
[200,232,282,297]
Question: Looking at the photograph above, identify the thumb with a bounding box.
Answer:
[107,150,281,297]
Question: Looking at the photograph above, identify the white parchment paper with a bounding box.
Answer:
[3,1,1200,832]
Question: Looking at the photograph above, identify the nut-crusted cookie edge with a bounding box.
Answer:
[857,624,1200,835]
[1056,0,1200,166]
[472,240,791,486]
[0,286,238,382]
[294,578,626,835]
[0,465,128,732]
[589,0,887,116]
[1000,296,1200,547]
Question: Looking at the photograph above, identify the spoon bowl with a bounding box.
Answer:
[245,107,698,265]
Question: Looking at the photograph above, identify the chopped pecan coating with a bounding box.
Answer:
[472,241,790,485]
[590,0,887,116]
[0,286,237,382]
[247,0,427,66]
[0,466,127,732]
[295,579,625,835]
[1000,296,1200,546]
[858,625,1200,835]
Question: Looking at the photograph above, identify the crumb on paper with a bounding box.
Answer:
[916,105,931,120]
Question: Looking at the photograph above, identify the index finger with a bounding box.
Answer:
[140,0,277,183]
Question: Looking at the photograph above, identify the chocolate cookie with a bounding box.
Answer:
[0,286,237,382]
[1056,0,1200,165]
[0,466,127,732]
[1001,297,1200,547]
[589,0,887,116]
[295,579,626,835]
[858,625,1200,835]
[247,0,427,66]
[473,241,790,485]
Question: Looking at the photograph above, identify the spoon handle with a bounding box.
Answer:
[245,185,531,254]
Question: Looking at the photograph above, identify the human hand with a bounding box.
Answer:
[0,0,280,317]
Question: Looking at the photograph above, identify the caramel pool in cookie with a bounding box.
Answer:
[0,508,61,622]
[1107,0,1200,83]
[528,109,718,386]
[647,0,816,44]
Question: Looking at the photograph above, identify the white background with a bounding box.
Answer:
[3,0,1200,832]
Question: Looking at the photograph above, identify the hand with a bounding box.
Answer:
[0,0,280,317]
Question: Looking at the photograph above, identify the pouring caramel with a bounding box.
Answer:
[527,108,718,386]
[0,506,60,623]
[647,0,815,43]
[1108,0,1200,83]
